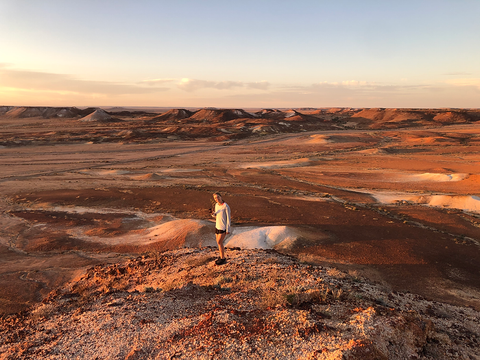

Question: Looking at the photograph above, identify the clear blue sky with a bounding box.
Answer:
[1,0,479,108]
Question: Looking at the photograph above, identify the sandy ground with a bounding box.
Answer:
[1,110,480,316]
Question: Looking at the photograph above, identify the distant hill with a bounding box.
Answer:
[1,106,479,136]
[146,109,194,124]
[79,109,121,123]
[187,108,254,123]
[351,108,478,128]
[0,106,88,119]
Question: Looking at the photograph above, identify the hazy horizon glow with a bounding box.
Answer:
[1,0,479,108]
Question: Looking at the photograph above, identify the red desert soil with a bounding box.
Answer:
[1,106,480,317]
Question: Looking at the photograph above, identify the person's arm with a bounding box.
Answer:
[211,204,218,218]
[226,204,231,233]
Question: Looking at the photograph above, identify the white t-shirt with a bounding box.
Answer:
[213,202,231,232]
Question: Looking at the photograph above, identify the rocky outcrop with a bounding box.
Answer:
[0,248,478,359]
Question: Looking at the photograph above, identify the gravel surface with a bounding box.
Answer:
[1,247,479,359]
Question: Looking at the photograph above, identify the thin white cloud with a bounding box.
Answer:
[222,80,479,108]
[317,80,373,87]
[283,81,431,96]
[0,66,169,95]
[443,72,473,76]
[178,78,241,92]
[178,78,270,92]
[246,81,270,90]
[3,63,478,108]
[140,78,176,86]
[444,78,480,89]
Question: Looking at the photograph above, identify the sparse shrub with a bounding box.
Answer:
[259,288,287,309]
[353,293,364,300]
[280,284,346,307]
[99,283,112,294]
[111,277,129,292]
[73,281,90,296]
[262,257,280,265]
[327,268,346,279]
[332,288,343,300]
[215,275,233,285]
[297,253,320,265]
[71,281,94,305]
[319,288,331,302]
[302,289,326,303]
[98,276,129,294]
[243,273,261,282]
[348,270,362,282]
[144,286,162,293]
[31,304,56,320]
[375,297,389,306]
[145,251,162,262]
[311,305,332,318]
[283,293,298,305]
[162,278,184,292]
[317,286,344,302]
[185,255,216,267]
[283,288,328,306]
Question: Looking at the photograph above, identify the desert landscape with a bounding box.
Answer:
[1,106,480,358]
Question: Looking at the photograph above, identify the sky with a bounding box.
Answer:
[0,0,479,108]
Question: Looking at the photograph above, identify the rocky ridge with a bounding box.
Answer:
[1,248,478,359]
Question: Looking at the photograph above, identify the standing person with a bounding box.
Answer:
[211,192,231,265]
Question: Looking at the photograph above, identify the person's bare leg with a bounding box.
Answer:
[216,233,226,259]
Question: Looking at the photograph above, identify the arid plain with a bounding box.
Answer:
[1,106,480,316]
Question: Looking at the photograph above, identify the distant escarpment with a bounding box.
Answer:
[141,107,480,132]
[1,105,479,146]
[0,106,95,119]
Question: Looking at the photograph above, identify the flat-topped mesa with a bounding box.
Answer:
[79,109,121,123]
[187,108,254,123]
[146,108,194,124]
[0,106,86,119]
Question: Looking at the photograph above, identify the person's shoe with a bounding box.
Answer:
[215,258,226,265]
